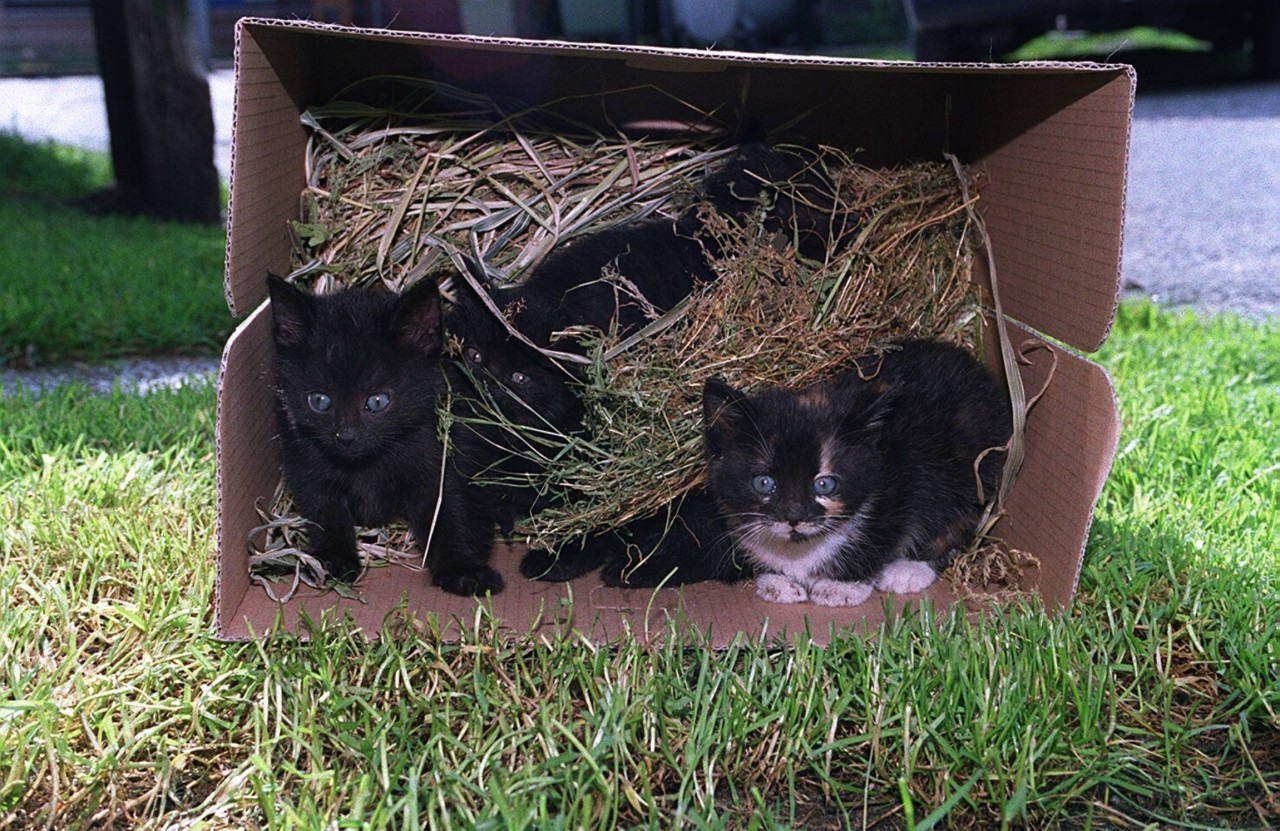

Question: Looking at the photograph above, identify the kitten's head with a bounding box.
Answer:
[702,375,894,561]
[268,274,446,464]
[701,142,846,261]
[447,280,584,435]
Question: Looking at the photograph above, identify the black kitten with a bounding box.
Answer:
[446,212,717,563]
[595,341,1011,604]
[700,140,846,261]
[267,275,501,596]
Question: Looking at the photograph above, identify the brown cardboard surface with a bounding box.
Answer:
[216,19,1129,643]
[219,537,939,646]
[223,19,1133,347]
[214,304,278,633]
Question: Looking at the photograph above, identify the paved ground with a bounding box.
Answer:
[0,69,235,182]
[1124,80,1280,319]
[1,356,220,397]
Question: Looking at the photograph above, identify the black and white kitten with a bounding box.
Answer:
[267,275,502,596]
[592,340,1011,605]
[702,340,1011,605]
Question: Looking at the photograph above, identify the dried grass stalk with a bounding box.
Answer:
[247,481,419,600]
[512,152,988,548]
[286,77,734,295]
[946,539,1042,603]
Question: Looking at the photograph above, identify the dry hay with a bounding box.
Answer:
[508,156,989,548]
[945,539,1042,603]
[247,482,421,601]
[285,77,734,295]
[249,77,1034,600]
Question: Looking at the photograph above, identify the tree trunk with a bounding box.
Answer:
[86,0,220,224]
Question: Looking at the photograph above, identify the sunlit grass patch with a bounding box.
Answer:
[1011,26,1211,61]
[0,303,1277,828]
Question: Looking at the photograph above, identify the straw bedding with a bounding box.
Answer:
[247,79,1037,600]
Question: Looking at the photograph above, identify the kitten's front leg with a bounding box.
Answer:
[520,540,601,582]
[599,491,749,588]
[411,483,504,597]
[873,559,939,595]
[294,495,361,583]
[809,578,874,607]
[754,575,873,606]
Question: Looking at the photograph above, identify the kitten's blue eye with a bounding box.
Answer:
[365,393,391,412]
[307,393,332,413]
[750,475,776,496]
[464,345,483,364]
[509,371,530,387]
[813,475,839,497]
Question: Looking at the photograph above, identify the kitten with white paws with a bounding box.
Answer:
[700,340,1011,605]
[599,341,1011,605]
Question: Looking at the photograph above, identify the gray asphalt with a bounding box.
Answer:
[1124,80,1280,318]
[1,69,1276,395]
[1,357,219,397]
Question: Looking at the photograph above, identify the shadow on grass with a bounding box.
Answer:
[1079,516,1279,826]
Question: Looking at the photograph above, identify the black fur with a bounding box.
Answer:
[591,341,1011,603]
[267,275,502,596]
[445,142,844,571]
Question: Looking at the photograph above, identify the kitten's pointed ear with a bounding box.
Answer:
[850,380,901,436]
[267,273,313,349]
[703,377,749,435]
[392,278,443,356]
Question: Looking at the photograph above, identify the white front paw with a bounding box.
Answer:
[809,578,874,607]
[874,559,938,595]
[755,573,809,604]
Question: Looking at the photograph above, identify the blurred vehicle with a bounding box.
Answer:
[901,0,1278,77]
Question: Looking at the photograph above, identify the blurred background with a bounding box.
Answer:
[1,0,1276,77]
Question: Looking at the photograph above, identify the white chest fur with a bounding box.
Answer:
[735,502,871,583]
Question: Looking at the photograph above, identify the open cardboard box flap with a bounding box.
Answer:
[216,19,1128,644]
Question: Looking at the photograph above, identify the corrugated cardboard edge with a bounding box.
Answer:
[214,302,277,640]
[229,17,1131,74]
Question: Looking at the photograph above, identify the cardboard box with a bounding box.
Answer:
[216,18,1128,644]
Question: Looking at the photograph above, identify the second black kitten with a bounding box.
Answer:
[447,143,840,567]
[268,275,502,596]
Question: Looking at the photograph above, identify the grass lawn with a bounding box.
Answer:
[0,133,1275,827]
[1009,26,1210,61]
[0,301,1276,828]
[0,133,234,367]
